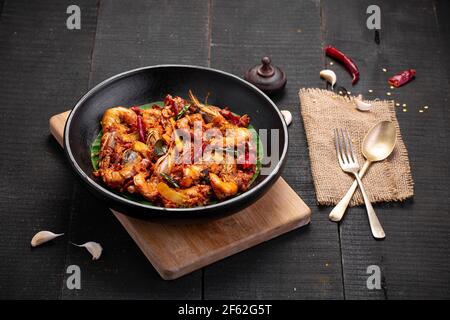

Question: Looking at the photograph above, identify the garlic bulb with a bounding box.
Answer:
[320,69,337,89]
[354,94,372,111]
[72,242,103,260]
[31,231,64,247]
[281,110,292,126]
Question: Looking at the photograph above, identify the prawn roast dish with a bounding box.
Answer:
[64,65,288,218]
[92,91,260,208]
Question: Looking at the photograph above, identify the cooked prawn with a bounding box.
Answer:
[133,172,159,202]
[101,106,137,132]
[93,91,257,208]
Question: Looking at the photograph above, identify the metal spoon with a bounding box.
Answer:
[329,120,397,223]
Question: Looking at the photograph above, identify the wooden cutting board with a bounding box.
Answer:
[50,111,311,280]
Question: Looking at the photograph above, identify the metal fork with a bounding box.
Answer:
[334,128,386,239]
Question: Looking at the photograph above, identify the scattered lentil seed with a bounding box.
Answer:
[368,89,373,93]
[338,91,343,95]
[419,110,424,113]
[347,91,351,95]
[330,62,334,66]
[386,92,392,96]
[396,103,400,106]
[402,103,407,107]
[382,68,387,72]
[424,106,429,109]
[403,108,407,112]
[390,86,395,90]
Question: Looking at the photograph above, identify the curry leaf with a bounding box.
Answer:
[175,105,190,120]
[153,139,168,156]
[160,172,180,188]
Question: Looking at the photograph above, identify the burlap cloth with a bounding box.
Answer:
[299,88,414,206]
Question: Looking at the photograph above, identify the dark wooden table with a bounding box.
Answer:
[0,0,449,299]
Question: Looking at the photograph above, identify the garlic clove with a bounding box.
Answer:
[31,231,64,247]
[320,69,337,89]
[281,110,292,126]
[72,242,103,260]
[354,94,372,111]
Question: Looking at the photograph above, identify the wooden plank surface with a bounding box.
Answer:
[0,0,98,299]
[203,0,344,299]
[1,0,449,299]
[322,0,450,299]
[113,181,310,281]
[435,0,450,84]
[0,0,4,17]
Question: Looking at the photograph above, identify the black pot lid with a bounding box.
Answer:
[244,57,287,94]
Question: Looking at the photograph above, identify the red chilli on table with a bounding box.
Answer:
[324,45,360,85]
[388,69,416,87]
[131,106,146,142]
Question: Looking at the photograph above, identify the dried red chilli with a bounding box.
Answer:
[130,106,142,115]
[137,116,145,142]
[121,178,134,192]
[131,106,146,142]
[237,142,256,171]
[220,107,240,125]
[324,45,360,85]
[219,107,250,127]
[388,69,416,87]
